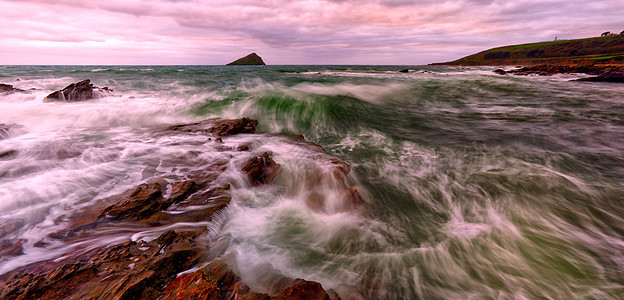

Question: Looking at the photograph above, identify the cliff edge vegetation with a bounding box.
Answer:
[433,35,624,66]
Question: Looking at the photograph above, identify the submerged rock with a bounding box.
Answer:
[167,117,258,136]
[493,68,507,75]
[0,124,11,139]
[45,79,113,102]
[242,152,282,186]
[227,52,266,65]
[0,84,24,94]
[576,71,624,83]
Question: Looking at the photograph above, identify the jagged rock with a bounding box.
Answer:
[167,117,258,136]
[0,84,23,94]
[100,182,168,221]
[227,53,266,65]
[493,69,507,75]
[576,71,624,83]
[242,152,282,186]
[161,260,269,300]
[0,230,205,300]
[45,79,113,102]
[162,260,337,300]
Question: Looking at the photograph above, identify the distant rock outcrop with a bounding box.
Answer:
[45,79,113,102]
[0,84,23,94]
[227,53,266,65]
[576,71,624,83]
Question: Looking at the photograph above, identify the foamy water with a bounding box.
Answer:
[1,65,623,298]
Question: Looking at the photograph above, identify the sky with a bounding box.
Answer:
[0,0,622,65]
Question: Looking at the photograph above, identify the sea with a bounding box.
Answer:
[1,65,623,299]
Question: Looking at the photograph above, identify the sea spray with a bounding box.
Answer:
[0,65,623,298]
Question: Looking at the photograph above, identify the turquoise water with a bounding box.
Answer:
[1,65,623,298]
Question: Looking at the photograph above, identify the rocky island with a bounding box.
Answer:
[226,53,266,65]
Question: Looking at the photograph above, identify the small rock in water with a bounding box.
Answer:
[242,152,282,186]
[45,79,113,102]
[0,84,24,94]
[493,69,507,75]
[399,69,410,73]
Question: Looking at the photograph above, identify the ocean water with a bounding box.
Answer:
[1,65,623,299]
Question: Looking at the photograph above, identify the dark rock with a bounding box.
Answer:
[508,64,624,76]
[0,124,11,139]
[242,152,282,186]
[575,71,624,83]
[399,69,410,73]
[0,84,24,94]
[227,53,266,65]
[493,69,507,75]
[45,79,113,102]
[167,117,258,136]
[100,182,168,221]
[0,150,17,159]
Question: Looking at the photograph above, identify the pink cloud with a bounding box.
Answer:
[0,0,623,64]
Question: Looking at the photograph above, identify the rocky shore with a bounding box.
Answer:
[492,64,624,82]
[0,117,356,299]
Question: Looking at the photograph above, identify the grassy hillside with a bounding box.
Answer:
[434,35,624,66]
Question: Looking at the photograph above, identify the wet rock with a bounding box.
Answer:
[0,84,24,94]
[162,260,336,300]
[508,64,624,76]
[576,71,624,83]
[0,149,17,159]
[167,117,258,136]
[161,260,269,300]
[493,69,507,75]
[100,182,168,221]
[399,69,410,73]
[0,230,205,300]
[0,239,27,257]
[242,152,282,186]
[272,278,332,300]
[0,124,11,139]
[45,79,113,102]
[168,180,197,204]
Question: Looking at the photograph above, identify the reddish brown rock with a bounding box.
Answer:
[273,278,331,300]
[0,239,27,257]
[167,117,258,136]
[161,260,269,300]
[0,230,205,300]
[242,152,282,186]
[100,182,167,221]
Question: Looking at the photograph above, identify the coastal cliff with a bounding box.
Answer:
[433,35,624,66]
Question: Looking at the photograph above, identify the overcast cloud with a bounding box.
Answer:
[0,0,622,64]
